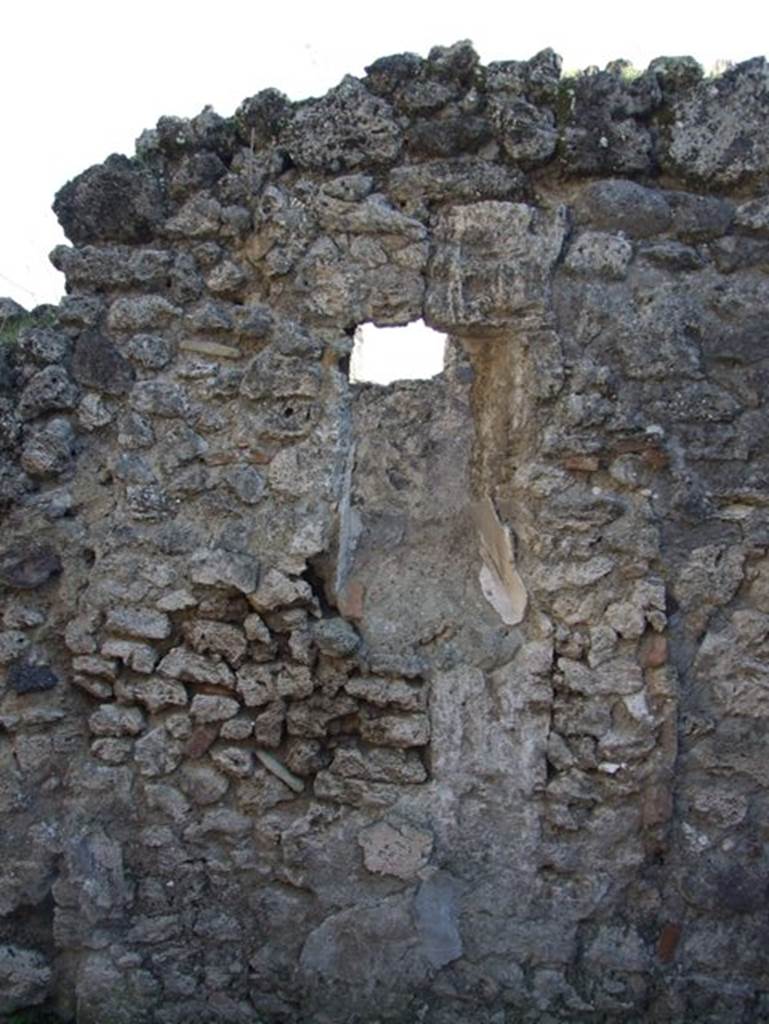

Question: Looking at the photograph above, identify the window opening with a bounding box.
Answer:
[349,319,447,385]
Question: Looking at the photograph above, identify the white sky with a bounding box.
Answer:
[2,0,767,310]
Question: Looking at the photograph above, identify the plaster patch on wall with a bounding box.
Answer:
[473,497,527,625]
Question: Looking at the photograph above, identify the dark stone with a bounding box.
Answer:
[57,295,106,328]
[405,116,491,158]
[281,78,402,173]
[0,544,62,589]
[169,252,204,304]
[666,191,734,242]
[15,326,71,366]
[710,236,769,275]
[170,151,228,199]
[124,334,173,371]
[155,115,196,156]
[72,330,135,396]
[388,158,527,206]
[53,154,166,245]
[7,660,59,693]
[51,244,172,291]
[364,52,424,98]
[488,96,558,165]
[638,241,704,271]
[191,107,239,161]
[235,89,294,146]
[426,40,479,84]
[0,297,27,324]
[574,179,672,238]
[648,55,703,94]
[18,365,78,420]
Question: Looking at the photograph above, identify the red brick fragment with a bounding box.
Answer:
[657,922,682,963]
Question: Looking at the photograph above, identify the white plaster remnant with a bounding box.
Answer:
[357,819,433,880]
[473,497,527,625]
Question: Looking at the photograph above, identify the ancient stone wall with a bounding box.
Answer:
[1,41,769,1022]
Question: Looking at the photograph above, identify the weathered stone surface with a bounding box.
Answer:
[358,818,433,879]
[344,675,425,711]
[7,660,58,693]
[247,568,311,611]
[4,43,769,1024]
[72,330,135,396]
[0,944,51,1013]
[21,417,75,477]
[0,544,61,589]
[134,727,183,777]
[108,295,179,333]
[0,630,30,664]
[311,617,360,656]
[282,77,402,172]
[105,606,171,640]
[180,763,229,805]
[183,619,247,666]
[158,646,235,688]
[18,365,78,419]
[133,679,188,714]
[564,231,633,279]
[359,712,430,748]
[51,244,173,291]
[663,57,769,185]
[54,153,166,244]
[299,894,430,1013]
[210,745,253,778]
[190,694,239,722]
[88,704,145,737]
[101,639,158,673]
[328,746,427,784]
[190,548,260,594]
[426,202,567,331]
[573,179,671,237]
[388,158,526,205]
[666,190,734,241]
[414,872,463,969]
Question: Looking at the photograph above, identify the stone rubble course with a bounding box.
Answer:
[0,39,769,1023]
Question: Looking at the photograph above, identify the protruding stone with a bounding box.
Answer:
[359,713,430,748]
[88,704,145,737]
[311,617,360,657]
[247,568,311,611]
[158,646,235,688]
[190,548,260,594]
[210,746,253,778]
[573,179,671,237]
[190,694,239,722]
[105,607,171,640]
[426,202,567,332]
[53,153,166,244]
[133,679,188,714]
